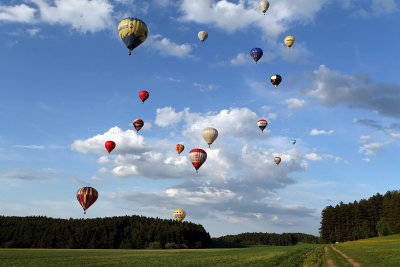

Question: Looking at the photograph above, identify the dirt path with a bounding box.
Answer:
[325,246,336,267]
[331,245,361,267]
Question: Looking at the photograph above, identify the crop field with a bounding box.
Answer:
[333,234,400,266]
[0,243,321,267]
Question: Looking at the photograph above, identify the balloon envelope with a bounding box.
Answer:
[118,17,148,55]
[77,187,98,214]
[198,31,208,43]
[173,209,186,222]
[270,74,282,87]
[189,149,207,173]
[258,119,268,132]
[259,0,269,13]
[202,127,218,147]
[274,157,281,165]
[284,36,295,47]
[176,144,185,155]
[133,119,144,132]
[105,141,116,154]
[250,48,263,63]
[292,140,296,145]
[139,90,149,103]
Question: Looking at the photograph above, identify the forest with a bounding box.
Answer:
[0,215,212,249]
[320,190,400,243]
[213,232,320,246]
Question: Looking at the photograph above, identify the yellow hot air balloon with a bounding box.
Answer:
[118,17,148,55]
[173,209,186,222]
[176,144,185,155]
[202,127,218,147]
[284,36,295,48]
[259,0,269,14]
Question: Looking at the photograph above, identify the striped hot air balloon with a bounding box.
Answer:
[202,127,218,147]
[77,187,98,214]
[258,119,268,133]
[189,148,207,173]
[176,144,185,155]
[173,209,186,222]
[133,119,144,132]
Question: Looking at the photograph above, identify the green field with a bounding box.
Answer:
[0,243,321,267]
[333,234,400,266]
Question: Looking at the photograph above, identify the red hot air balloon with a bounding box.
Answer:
[258,119,268,133]
[189,148,207,173]
[105,141,116,154]
[77,187,98,214]
[176,144,184,155]
[133,119,144,132]
[139,90,149,103]
[274,157,281,165]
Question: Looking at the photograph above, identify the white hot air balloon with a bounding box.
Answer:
[202,127,218,147]
[198,31,208,43]
[259,0,269,14]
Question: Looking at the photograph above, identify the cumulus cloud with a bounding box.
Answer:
[178,0,326,40]
[0,4,36,22]
[145,34,193,58]
[283,98,306,109]
[304,153,322,161]
[155,107,187,127]
[71,126,150,155]
[309,128,334,136]
[303,65,400,118]
[230,52,249,65]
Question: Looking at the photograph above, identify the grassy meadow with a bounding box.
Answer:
[0,243,321,267]
[334,234,400,266]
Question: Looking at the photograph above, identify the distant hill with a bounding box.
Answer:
[320,190,400,243]
[0,215,212,249]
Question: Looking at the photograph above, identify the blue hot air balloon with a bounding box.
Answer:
[250,48,263,64]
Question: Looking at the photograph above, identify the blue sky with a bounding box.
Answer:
[0,0,399,237]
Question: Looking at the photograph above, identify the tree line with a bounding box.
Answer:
[0,215,212,249]
[320,190,400,243]
[213,232,320,246]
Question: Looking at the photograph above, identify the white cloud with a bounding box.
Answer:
[363,158,371,162]
[359,140,394,156]
[27,28,40,36]
[193,82,219,92]
[0,4,36,22]
[360,135,372,143]
[71,126,150,155]
[390,133,400,138]
[146,34,193,58]
[155,107,187,127]
[0,168,54,180]
[309,128,334,136]
[283,98,306,109]
[304,153,322,161]
[14,145,45,149]
[230,52,249,65]
[178,0,326,40]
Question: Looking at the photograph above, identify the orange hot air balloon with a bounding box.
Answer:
[105,141,116,154]
[139,90,149,103]
[176,144,184,155]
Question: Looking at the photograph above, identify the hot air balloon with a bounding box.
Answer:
[198,31,208,43]
[176,144,185,155]
[291,140,296,145]
[139,90,149,103]
[250,48,263,64]
[202,127,218,147]
[118,17,148,55]
[77,187,98,214]
[274,157,281,165]
[133,119,144,132]
[284,36,295,48]
[189,148,207,173]
[173,209,186,222]
[105,141,116,154]
[270,74,282,87]
[258,119,268,133]
[259,0,269,14]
